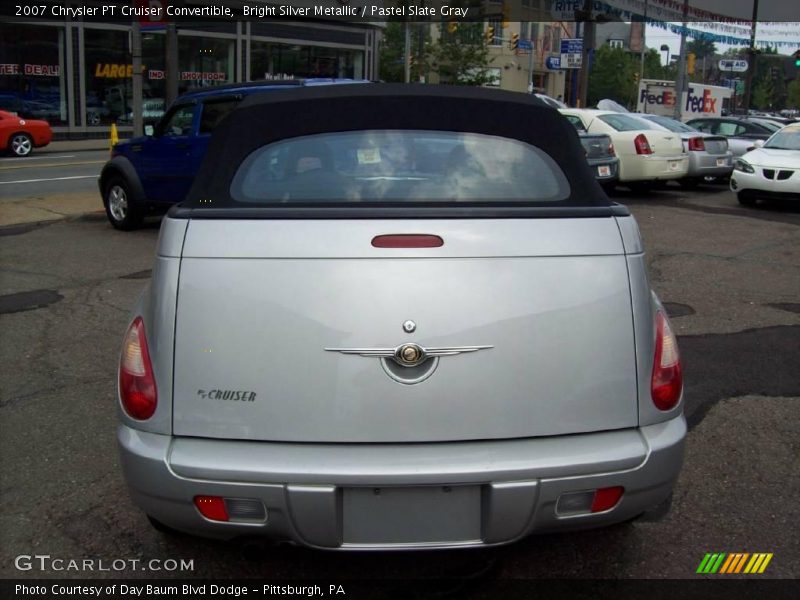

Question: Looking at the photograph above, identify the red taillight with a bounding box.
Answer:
[372,234,443,248]
[634,134,653,155]
[119,316,157,420]
[608,142,615,157]
[591,486,625,512]
[651,311,683,411]
[687,137,706,151]
[194,496,229,522]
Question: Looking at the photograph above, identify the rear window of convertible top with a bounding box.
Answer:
[229,130,570,204]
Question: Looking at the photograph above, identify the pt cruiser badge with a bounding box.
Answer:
[324,343,493,368]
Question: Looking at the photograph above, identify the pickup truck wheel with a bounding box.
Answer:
[9,133,33,157]
[104,177,144,230]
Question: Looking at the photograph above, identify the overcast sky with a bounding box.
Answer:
[645,22,799,64]
[635,0,800,21]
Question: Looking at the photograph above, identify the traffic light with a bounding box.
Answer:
[447,21,458,35]
[687,52,696,75]
[502,1,510,29]
[633,72,639,84]
[485,25,494,44]
[511,33,519,51]
[794,50,800,67]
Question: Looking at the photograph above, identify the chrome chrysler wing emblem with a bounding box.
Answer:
[324,343,493,368]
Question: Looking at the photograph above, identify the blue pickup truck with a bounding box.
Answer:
[99,79,365,230]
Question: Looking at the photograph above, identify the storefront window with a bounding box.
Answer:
[250,41,361,80]
[0,23,67,126]
[177,36,235,95]
[85,28,165,127]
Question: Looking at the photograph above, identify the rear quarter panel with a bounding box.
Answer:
[117,217,187,434]
[615,215,684,425]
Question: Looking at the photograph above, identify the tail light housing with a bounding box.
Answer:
[119,316,157,420]
[634,134,653,155]
[608,142,615,157]
[687,137,706,151]
[651,311,682,411]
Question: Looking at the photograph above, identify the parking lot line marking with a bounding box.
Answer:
[0,160,104,171]
[0,154,77,162]
[0,175,97,185]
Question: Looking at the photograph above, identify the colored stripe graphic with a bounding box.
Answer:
[699,553,773,574]
[697,553,726,574]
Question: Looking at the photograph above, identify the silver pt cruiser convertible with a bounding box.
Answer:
[117,84,686,549]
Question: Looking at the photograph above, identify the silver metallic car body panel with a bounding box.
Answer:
[180,218,625,259]
[118,414,686,547]
[172,218,638,442]
[116,217,187,435]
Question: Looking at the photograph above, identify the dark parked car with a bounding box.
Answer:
[685,117,774,158]
[98,79,366,230]
[561,113,619,188]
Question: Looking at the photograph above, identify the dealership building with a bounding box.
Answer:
[0,1,381,138]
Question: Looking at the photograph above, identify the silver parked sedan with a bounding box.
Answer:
[117,85,686,549]
[635,114,733,186]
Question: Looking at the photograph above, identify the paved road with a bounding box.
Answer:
[0,185,798,590]
[0,151,107,199]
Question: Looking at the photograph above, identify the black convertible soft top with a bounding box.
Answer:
[180,84,622,218]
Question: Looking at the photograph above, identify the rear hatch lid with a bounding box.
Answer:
[172,218,637,442]
[171,84,639,443]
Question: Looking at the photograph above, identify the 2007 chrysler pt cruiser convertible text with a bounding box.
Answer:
[117,85,686,549]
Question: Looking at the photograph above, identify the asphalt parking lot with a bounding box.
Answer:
[0,182,798,590]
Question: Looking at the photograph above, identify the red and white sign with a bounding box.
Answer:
[24,64,60,76]
[135,0,168,30]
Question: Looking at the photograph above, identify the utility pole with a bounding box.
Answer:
[638,0,649,85]
[417,22,426,83]
[672,0,689,121]
[742,0,760,114]
[576,0,595,108]
[165,21,179,105]
[131,19,143,137]
[403,22,411,83]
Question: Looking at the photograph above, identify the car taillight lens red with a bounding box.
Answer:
[651,311,682,411]
[687,137,706,151]
[608,142,615,156]
[634,134,653,155]
[119,316,157,420]
[591,486,625,512]
[194,496,229,522]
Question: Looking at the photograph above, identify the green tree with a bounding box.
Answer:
[686,38,718,60]
[427,23,493,86]
[752,78,774,109]
[378,21,431,83]
[588,45,637,107]
[788,77,800,109]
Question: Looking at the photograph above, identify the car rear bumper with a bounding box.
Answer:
[118,415,686,549]
[687,152,733,178]
[622,155,688,182]
[587,157,620,182]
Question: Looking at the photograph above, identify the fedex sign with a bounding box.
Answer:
[639,89,676,107]
[637,79,731,121]
[685,87,716,114]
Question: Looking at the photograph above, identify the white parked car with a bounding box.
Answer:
[560,109,688,190]
[731,123,800,206]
